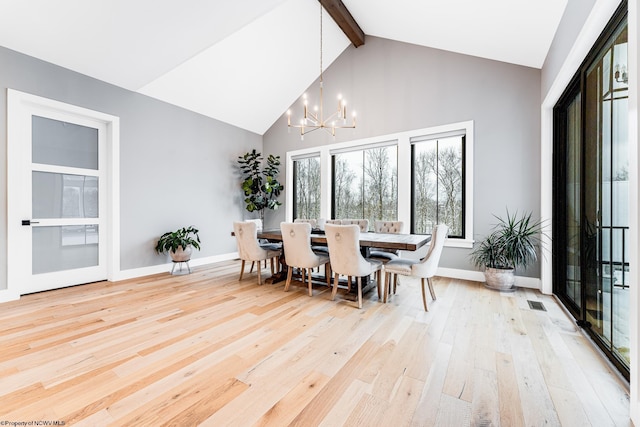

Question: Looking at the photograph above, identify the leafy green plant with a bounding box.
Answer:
[470,210,544,271]
[238,149,284,220]
[155,226,201,254]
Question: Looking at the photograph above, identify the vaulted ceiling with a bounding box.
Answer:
[0,0,568,135]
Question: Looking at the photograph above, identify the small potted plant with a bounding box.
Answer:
[155,226,201,262]
[470,210,544,291]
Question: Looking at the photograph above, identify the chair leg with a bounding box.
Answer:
[257,262,262,285]
[239,260,246,281]
[250,261,255,273]
[347,276,352,292]
[356,277,363,309]
[383,272,390,303]
[428,277,437,300]
[331,273,340,300]
[420,278,428,311]
[284,266,293,291]
[325,263,331,287]
[376,270,382,300]
[307,268,314,297]
[393,275,398,294]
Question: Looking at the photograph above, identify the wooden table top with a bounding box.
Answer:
[257,229,431,252]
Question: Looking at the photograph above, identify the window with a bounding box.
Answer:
[411,134,464,237]
[332,144,398,229]
[285,120,473,247]
[292,156,321,220]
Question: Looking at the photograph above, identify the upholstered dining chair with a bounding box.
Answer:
[324,224,383,309]
[369,220,405,262]
[280,222,331,296]
[382,224,448,311]
[245,218,281,271]
[233,221,281,285]
[340,219,370,232]
[293,218,318,228]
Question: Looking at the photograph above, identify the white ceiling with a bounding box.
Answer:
[0,0,568,135]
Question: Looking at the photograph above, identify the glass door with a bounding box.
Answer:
[554,8,629,377]
[12,110,107,295]
[583,21,629,367]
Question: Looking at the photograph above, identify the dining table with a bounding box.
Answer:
[257,229,432,294]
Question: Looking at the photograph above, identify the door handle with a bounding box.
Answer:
[21,220,40,226]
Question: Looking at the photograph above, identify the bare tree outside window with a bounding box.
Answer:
[334,153,361,219]
[333,146,398,229]
[293,157,321,220]
[412,136,464,236]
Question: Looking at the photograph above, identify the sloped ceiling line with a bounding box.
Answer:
[0,0,568,135]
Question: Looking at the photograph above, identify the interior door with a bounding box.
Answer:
[12,107,107,295]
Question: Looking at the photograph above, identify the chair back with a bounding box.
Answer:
[244,218,263,231]
[233,221,267,261]
[324,224,373,277]
[326,219,342,225]
[374,220,404,234]
[280,222,320,268]
[294,218,317,228]
[340,219,370,232]
[413,224,448,278]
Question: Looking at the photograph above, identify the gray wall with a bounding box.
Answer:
[541,0,597,98]
[263,36,542,277]
[0,45,261,286]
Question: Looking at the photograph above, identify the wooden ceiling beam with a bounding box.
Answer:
[319,0,365,47]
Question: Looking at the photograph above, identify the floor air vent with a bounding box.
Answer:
[527,300,547,311]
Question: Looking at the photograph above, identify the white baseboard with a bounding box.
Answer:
[113,252,239,281]
[0,289,20,303]
[436,267,541,290]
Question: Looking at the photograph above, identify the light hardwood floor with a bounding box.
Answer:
[0,260,631,426]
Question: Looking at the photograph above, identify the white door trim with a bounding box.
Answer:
[3,89,120,302]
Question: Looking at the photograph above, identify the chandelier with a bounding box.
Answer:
[287,3,356,140]
[614,63,628,84]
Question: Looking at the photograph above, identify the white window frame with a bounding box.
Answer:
[286,120,474,248]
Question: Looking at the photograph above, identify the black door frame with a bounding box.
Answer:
[552,0,629,379]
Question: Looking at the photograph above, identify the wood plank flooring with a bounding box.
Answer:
[0,260,631,426]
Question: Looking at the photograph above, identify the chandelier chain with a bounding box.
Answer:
[320,4,323,85]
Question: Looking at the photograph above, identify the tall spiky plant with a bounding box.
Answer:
[470,210,544,271]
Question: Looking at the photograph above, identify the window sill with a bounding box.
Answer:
[444,238,474,249]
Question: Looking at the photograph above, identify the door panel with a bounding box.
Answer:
[32,225,99,274]
[32,115,99,169]
[553,11,629,377]
[14,108,107,294]
[565,92,582,310]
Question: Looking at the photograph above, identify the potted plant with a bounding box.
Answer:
[237,149,284,223]
[155,226,201,262]
[470,210,544,291]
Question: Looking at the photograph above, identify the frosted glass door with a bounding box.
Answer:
[22,114,106,293]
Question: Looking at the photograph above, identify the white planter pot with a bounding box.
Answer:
[484,267,516,291]
[170,245,192,262]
